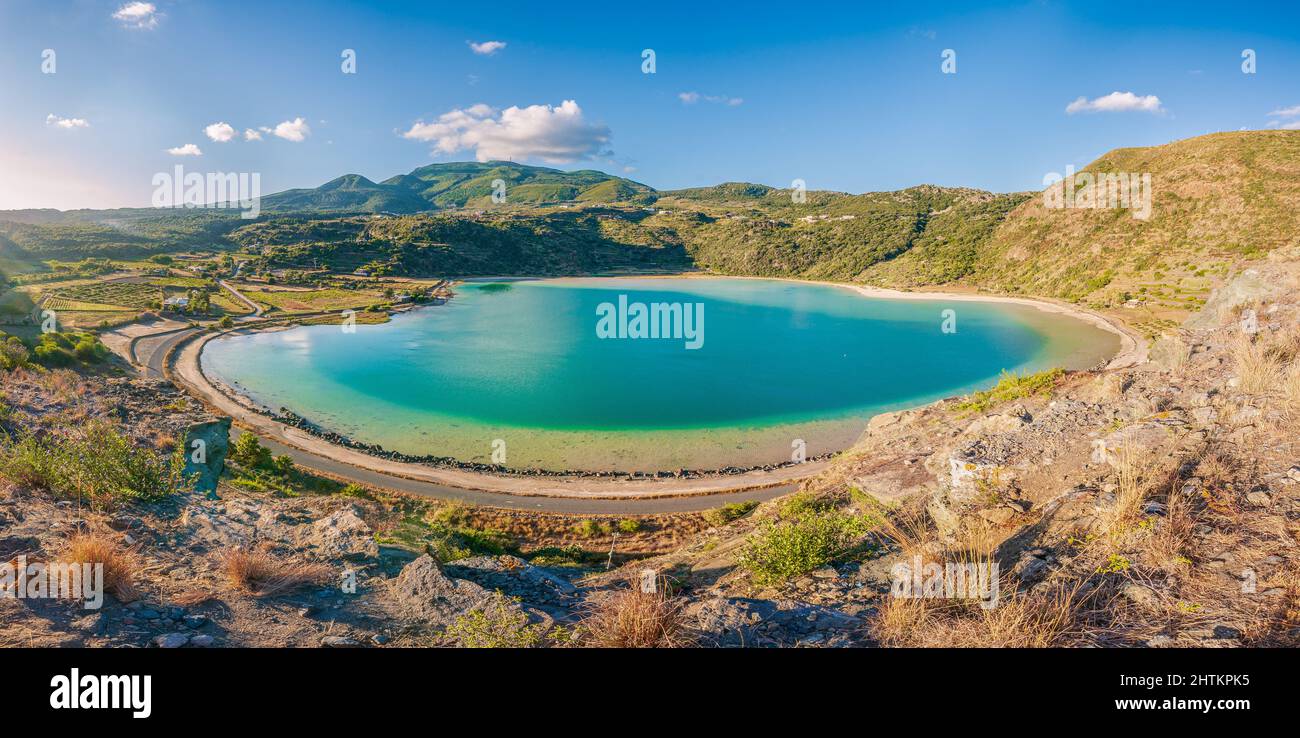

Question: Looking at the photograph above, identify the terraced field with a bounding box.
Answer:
[241,287,384,313]
[49,281,162,310]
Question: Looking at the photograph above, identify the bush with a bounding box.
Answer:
[954,368,1064,413]
[219,316,234,329]
[616,518,642,534]
[0,337,30,371]
[230,433,273,469]
[27,332,108,368]
[738,500,876,587]
[443,592,546,648]
[271,454,295,476]
[703,500,758,527]
[0,421,191,504]
[574,519,601,538]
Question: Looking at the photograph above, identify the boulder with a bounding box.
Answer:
[299,506,378,562]
[390,554,499,627]
[181,417,232,498]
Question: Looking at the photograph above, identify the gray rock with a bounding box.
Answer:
[390,554,497,626]
[1287,465,1300,483]
[300,506,378,562]
[189,634,215,647]
[1246,490,1272,507]
[152,632,190,649]
[1120,581,1159,609]
[320,635,362,648]
[181,417,232,499]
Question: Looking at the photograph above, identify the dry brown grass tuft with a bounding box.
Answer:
[1232,333,1282,395]
[1105,441,1149,531]
[1144,480,1196,570]
[875,502,941,564]
[220,545,332,597]
[1284,364,1300,418]
[871,577,1097,648]
[580,575,695,648]
[40,369,83,405]
[64,531,140,602]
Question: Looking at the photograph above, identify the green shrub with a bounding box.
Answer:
[26,332,108,368]
[230,433,273,469]
[737,500,876,587]
[703,500,758,526]
[954,368,1064,414]
[574,519,601,538]
[0,337,30,371]
[0,434,62,490]
[0,421,191,503]
[337,483,373,500]
[616,518,642,534]
[443,591,545,648]
[271,454,295,476]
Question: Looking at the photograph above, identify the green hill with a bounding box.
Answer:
[262,161,655,213]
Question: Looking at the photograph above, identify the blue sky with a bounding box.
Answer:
[2,0,1300,209]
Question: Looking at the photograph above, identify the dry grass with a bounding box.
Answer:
[64,531,140,603]
[1284,364,1300,417]
[219,545,332,597]
[39,369,83,405]
[871,577,1097,648]
[1105,441,1149,530]
[1144,479,1196,570]
[580,574,695,648]
[1232,333,1282,395]
[875,502,941,564]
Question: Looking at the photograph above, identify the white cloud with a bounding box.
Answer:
[273,117,311,142]
[46,113,89,129]
[401,100,611,164]
[1065,91,1164,115]
[468,40,507,55]
[113,2,159,29]
[1267,104,1300,118]
[1276,120,1300,130]
[678,91,743,106]
[243,128,263,141]
[204,122,237,142]
[166,143,203,156]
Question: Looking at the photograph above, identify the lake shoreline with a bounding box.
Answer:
[169,273,1138,498]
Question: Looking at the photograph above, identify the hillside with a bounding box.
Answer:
[3,131,1297,316]
[260,161,656,213]
[917,130,1300,307]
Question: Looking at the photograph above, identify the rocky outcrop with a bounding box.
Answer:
[298,506,378,562]
[181,417,232,498]
[388,554,501,627]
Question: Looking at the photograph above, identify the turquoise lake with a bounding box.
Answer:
[201,277,1120,472]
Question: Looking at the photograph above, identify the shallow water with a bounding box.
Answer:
[202,277,1119,471]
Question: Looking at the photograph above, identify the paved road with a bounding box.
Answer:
[143,328,200,378]
[218,280,263,317]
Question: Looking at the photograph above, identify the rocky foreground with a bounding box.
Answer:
[2,258,1298,647]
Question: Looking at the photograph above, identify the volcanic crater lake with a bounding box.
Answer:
[201,277,1120,472]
